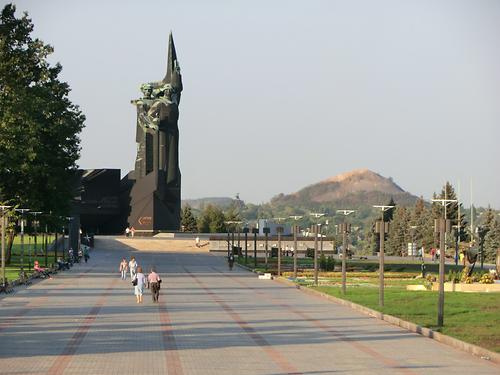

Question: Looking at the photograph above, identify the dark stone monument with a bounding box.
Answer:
[74,34,182,235]
[127,33,183,233]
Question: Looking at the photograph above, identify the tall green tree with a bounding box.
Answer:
[386,206,410,256]
[181,204,197,232]
[0,4,85,213]
[197,205,226,233]
[483,217,500,263]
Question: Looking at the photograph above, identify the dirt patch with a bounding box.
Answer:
[114,238,210,253]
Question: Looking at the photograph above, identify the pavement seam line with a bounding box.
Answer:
[212,266,418,375]
[183,266,303,375]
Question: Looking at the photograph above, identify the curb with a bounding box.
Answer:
[276,277,500,365]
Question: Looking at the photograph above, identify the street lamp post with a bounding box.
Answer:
[373,205,394,307]
[31,211,42,256]
[277,225,284,277]
[432,198,457,327]
[66,216,73,261]
[15,208,30,273]
[337,210,355,295]
[263,226,270,271]
[1,205,12,289]
[243,226,249,264]
[313,224,319,286]
[292,224,300,279]
[252,227,259,268]
[288,215,303,279]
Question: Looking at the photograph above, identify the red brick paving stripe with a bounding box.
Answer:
[159,301,184,375]
[0,267,95,333]
[47,278,118,375]
[184,267,303,375]
[212,266,418,375]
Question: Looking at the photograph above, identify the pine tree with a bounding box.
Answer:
[483,218,500,263]
[181,205,197,232]
[386,206,410,256]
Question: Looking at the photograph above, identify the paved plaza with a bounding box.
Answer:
[0,238,498,375]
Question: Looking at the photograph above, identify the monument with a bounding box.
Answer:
[127,33,183,233]
[74,34,183,235]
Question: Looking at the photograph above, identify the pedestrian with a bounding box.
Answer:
[132,266,146,304]
[130,226,136,237]
[83,245,90,263]
[195,236,200,248]
[119,257,128,280]
[125,227,130,237]
[129,256,137,279]
[459,251,465,265]
[147,267,162,303]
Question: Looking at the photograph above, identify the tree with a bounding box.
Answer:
[181,205,197,232]
[0,4,85,214]
[483,217,500,263]
[197,205,226,233]
[386,206,410,256]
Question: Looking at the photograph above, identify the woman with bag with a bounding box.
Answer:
[147,268,162,303]
[132,266,146,303]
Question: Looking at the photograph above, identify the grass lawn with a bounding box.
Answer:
[312,283,500,353]
[1,234,58,283]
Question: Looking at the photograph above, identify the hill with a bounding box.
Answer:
[270,169,418,210]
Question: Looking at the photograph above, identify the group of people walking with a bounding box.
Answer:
[119,256,162,304]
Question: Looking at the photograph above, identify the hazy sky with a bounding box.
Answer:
[6,0,500,208]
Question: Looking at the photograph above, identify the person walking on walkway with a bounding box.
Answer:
[132,266,146,304]
[119,258,128,280]
[129,256,137,279]
[147,268,162,303]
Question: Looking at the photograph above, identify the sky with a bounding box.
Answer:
[5,0,500,208]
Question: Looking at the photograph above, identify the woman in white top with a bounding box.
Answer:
[128,256,137,279]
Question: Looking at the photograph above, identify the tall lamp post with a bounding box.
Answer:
[337,210,355,295]
[252,227,259,268]
[432,198,457,327]
[276,225,284,277]
[243,226,249,264]
[312,223,319,286]
[289,215,303,279]
[373,205,394,307]
[15,208,30,273]
[1,205,12,289]
[30,211,42,256]
[263,226,270,271]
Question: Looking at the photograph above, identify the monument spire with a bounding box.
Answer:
[163,32,178,84]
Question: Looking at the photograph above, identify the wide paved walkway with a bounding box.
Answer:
[0,238,497,375]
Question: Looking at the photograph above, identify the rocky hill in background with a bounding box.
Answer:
[269,169,419,210]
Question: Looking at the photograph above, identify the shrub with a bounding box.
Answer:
[447,270,461,283]
[479,273,494,284]
[326,256,336,271]
[319,254,327,271]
